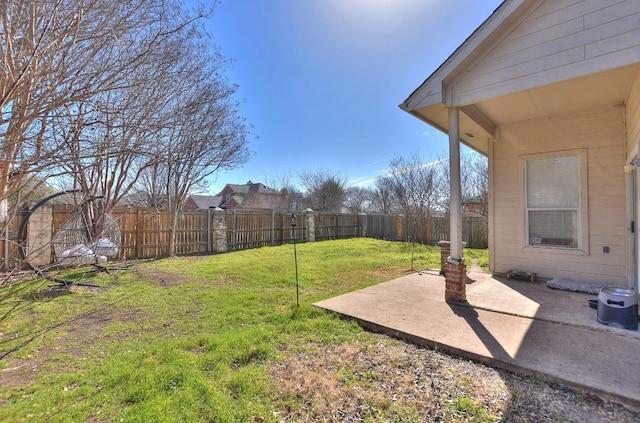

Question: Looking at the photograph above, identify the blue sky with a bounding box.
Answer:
[201,0,503,194]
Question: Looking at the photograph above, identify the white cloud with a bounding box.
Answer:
[349,176,378,188]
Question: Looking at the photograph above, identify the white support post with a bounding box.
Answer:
[448,106,463,263]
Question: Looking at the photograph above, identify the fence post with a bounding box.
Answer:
[396,215,403,241]
[136,208,144,258]
[358,213,366,238]
[207,209,212,252]
[271,210,275,246]
[231,209,236,250]
[211,207,227,253]
[303,208,315,242]
[2,221,8,270]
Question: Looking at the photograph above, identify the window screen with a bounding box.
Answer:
[526,155,579,248]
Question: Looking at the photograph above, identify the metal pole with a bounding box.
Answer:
[291,212,299,308]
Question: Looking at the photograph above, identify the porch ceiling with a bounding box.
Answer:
[410,64,638,155]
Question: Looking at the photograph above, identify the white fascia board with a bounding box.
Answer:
[401,0,528,112]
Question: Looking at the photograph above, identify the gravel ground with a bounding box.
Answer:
[269,333,640,422]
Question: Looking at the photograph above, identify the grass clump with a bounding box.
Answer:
[450,396,498,422]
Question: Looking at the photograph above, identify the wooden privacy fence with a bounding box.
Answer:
[2,206,488,268]
[399,215,488,248]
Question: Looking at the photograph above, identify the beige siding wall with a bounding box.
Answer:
[626,69,640,156]
[452,0,640,106]
[492,104,627,283]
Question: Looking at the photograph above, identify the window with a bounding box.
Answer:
[524,151,586,250]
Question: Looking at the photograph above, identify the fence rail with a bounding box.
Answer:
[1,206,487,268]
[315,213,360,241]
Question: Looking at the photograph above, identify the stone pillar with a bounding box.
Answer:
[303,208,315,242]
[26,203,53,267]
[211,207,227,253]
[445,260,467,303]
[358,213,366,238]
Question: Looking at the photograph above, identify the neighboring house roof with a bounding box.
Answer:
[400,0,640,156]
[188,194,222,209]
[217,182,284,210]
[184,182,283,211]
[220,182,280,196]
[218,195,243,208]
[223,184,250,194]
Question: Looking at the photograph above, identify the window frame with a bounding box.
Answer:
[522,149,589,255]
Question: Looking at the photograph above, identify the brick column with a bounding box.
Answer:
[437,240,450,275]
[437,240,466,276]
[445,260,466,302]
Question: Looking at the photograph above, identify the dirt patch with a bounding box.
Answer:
[269,334,640,422]
[137,266,189,288]
[0,306,138,389]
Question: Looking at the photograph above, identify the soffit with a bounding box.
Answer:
[409,65,637,155]
[477,65,636,124]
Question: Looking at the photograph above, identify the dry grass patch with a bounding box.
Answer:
[269,333,640,422]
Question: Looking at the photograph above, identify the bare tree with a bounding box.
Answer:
[437,151,488,217]
[8,175,56,206]
[0,0,209,215]
[371,176,397,214]
[155,59,250,255]
[344,186,373,213]
[264,173,305,212]
[57,77,165,210]
[298,170,348,213]
[462,153,488,217]
[385,152,445,241]
[129,163,171,210]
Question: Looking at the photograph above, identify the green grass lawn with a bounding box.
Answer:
[0,239,488,422]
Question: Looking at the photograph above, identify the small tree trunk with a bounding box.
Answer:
[167,206,180,257]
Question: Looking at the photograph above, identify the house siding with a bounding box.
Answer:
[626,69,640,156]
[492,104,627,284]
[451,0,640,106]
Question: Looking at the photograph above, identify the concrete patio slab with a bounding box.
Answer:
[313,268,640,411]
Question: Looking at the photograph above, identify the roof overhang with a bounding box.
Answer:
[404,64,638,155]
[404,103,496,154]
[400,0,536,155]
[398,0,639,156]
